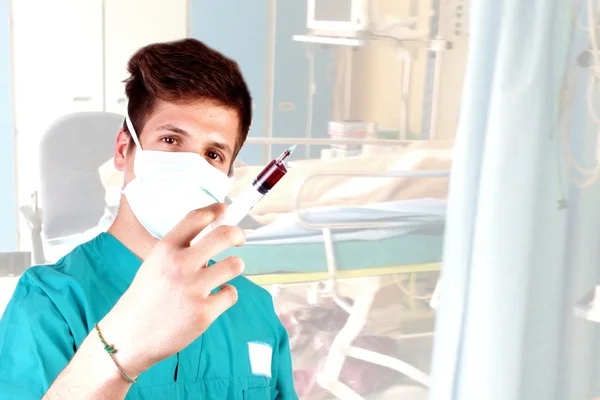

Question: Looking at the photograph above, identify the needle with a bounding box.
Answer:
[277,131,311,161]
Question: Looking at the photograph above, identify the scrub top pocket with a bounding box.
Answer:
[243,386,272,400]
[241,376,272,400]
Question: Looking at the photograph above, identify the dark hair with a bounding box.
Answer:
[123,38,252,156]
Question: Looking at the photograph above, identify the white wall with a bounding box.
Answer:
[0,277,19,318]
[0,0,17,252]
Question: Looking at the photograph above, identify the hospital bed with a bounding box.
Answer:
[221,174,445,283]
[213,168,450,400]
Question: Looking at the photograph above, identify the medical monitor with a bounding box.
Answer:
[307,0,370,38]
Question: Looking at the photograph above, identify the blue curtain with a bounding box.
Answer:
[429,0,600,399]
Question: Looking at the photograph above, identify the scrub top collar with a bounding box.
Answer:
[92,232,143,285]
[90,232,216,286]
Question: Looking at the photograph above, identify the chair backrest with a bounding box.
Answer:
[38,112,123,240]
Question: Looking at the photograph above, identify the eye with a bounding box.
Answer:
[161,136,179,145]
[207,151,222,161]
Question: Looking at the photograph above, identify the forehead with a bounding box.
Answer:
[143,99,240,147]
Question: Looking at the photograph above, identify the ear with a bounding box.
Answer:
[113,128,133,172]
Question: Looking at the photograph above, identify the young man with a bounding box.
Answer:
[0,39,297,399]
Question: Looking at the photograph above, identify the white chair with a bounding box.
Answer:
[20,112,123,265]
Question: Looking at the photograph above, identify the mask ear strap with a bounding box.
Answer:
[125,114,142,149]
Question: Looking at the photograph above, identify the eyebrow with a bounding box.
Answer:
[209,140,234,157]
[157,124,233,157]
[157,124,190,136]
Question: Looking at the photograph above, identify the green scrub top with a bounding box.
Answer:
[0,233,297,399]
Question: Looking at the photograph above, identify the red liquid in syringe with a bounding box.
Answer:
[253,159,288,194]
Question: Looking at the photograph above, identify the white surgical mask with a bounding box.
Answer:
[122,114,233,239]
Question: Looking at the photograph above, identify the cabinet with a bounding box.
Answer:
[11,0,187,204]
[103,0,187,115]
[190,0,334,165]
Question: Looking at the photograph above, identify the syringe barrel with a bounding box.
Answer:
[191,159,288,245]
[192,187,264,244]
[214,187,264,227]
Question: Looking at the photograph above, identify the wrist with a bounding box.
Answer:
[84,333,129,384]
[97,313,148,379]
[94,324,140,383]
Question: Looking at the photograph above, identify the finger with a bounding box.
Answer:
[188,225,246,261]
[162,203,227,248]
[198,257,245,294]
[202,284,239,324]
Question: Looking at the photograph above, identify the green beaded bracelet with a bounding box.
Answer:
[94,324,137,384]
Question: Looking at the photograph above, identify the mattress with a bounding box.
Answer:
[243,198,446,245]
[214,233,444,276]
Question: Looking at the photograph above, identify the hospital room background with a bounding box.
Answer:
[0,0,599,399]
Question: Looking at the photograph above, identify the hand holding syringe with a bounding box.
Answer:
[192,145,296,244]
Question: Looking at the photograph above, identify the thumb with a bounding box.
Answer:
[162,203,227,248]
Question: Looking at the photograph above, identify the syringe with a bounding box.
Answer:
[193,145,295,243]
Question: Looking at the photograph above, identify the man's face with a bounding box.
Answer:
[114,99,240,185]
